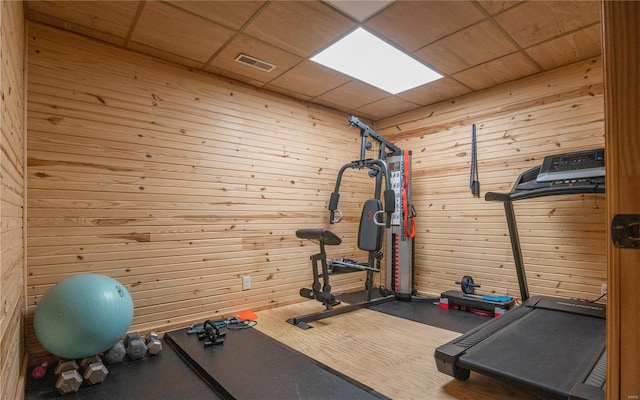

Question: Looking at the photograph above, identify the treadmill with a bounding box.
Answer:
[434,149,607,400]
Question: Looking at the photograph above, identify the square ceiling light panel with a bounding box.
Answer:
[324,0,394,22]
[311,27,442,94]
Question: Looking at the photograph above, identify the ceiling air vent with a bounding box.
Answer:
[234,54,276,72]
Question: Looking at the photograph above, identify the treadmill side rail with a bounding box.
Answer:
[434,344,470,380]
[569,349,606,400]
[569,384,605,400]
[434,306,534,379]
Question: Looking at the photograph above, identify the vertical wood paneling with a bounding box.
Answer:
[602,2,640,398]
[25,23,372,360]
[0,0,26,398]
[377,58,606,302]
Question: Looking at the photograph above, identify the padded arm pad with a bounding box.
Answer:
[384,189,395,213]
[328,193,340,211]
[295,228,342,246]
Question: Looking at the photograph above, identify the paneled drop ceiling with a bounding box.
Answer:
[26,1,602,121]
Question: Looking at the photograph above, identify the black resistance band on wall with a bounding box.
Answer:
[470,123,480,197]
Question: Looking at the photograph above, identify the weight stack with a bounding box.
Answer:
[385,152,413,300]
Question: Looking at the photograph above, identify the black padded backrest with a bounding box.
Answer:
[296,228,342,245]
[358,199,383,252]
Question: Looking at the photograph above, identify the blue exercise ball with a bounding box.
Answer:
[34,274,134,359]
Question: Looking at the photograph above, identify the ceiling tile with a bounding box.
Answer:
[349,110,379,122]
[130,2,235,63]
[494,1,601,48]
[242,1,356,58]
[126,41,206,69]
[324,0,393,22]
[267,60,352,97]
[415,20,517,75]
[452,52,539,90]
[167,1,266,30]
[317,80,390,111]
[476,1,523,16]
[261,84,313,103]
[204,64,267,88]
[208,34,303,83]
[364,1,485,52]
[355,96,421,120]
[398,77,472,106]
[26,1,140,45]
[526,24,602,70]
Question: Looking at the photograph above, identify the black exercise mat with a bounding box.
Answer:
[165,326,387,400]
[336,290,492,333]
[369,299,492,333]
[336,290,385,305]
[25,339,220,400]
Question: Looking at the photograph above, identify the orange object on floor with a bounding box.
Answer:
[238,310,258,320]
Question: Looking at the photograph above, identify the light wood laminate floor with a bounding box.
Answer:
[255,301,551,400]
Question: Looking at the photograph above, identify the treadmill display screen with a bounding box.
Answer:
[551,152,601,169]
[536,148,605,182]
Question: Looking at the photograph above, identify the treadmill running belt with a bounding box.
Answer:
[458,308,606,398]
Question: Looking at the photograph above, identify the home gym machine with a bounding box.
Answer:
[288,116,416,329]
[435,148,606,400]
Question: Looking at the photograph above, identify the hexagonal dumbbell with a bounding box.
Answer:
[79,355,109,385]
[83,361,109,385]
[54,360,79,376]
[79,355,101,369]
[104,340,126,365]
[54,360,83,395]
[124,332,148,360]
[145,332,162,356]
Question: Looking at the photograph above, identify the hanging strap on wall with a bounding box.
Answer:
[403,149,416,238]
[470,124,480,197]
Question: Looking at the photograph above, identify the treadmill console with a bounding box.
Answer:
[536,148,605,182]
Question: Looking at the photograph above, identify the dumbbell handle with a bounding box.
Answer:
[455,280,480,287]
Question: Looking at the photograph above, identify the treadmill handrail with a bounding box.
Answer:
[485,184,605,202]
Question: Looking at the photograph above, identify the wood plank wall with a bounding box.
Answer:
[0,0,26,398]
[25,23,375,360]
[377,57,607,301]
[24,21,608,365]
